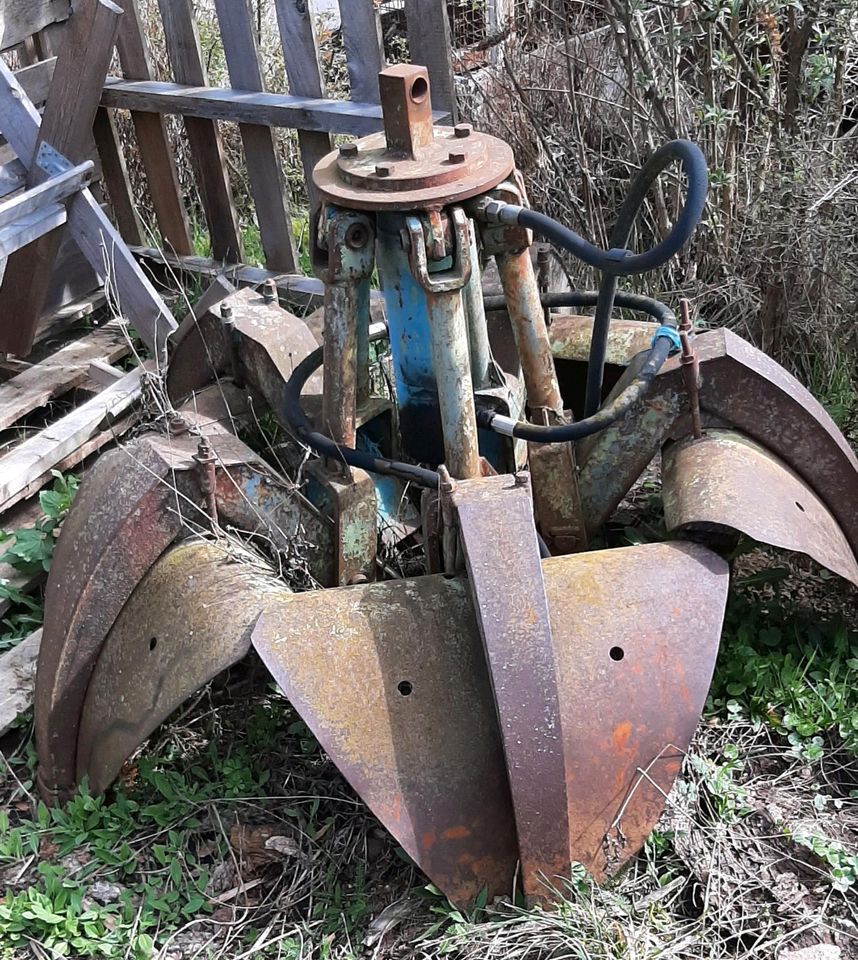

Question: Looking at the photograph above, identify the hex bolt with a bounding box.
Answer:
[339,142,358,158]
[262,279,278,303]
[448,151,466,164]
[514,472,529,487]
[678,299,703,441]
[168,412,188,436]
[220,302,234,325]
[454,123,472,138]
[193,438,219,525]
[375,163,394,177]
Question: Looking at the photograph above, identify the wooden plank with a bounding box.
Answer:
[157,0,242,263]
[114,0,192,256]
[0,0,123,357]
[340,0,385,103]
[87,358,126,385]
[272,0,332,211]
[0,203,66,258]
[14,57,57,106]
[0,0,70,53]
[93,106,144,245]
[213,0,297,273]
[100,78,451,134]
[0,159,26,199]
[0,630,41,735]
[0,59,177,358]
[0,160,92,231]
[404,0,458,121]
[0,321,129,430]
[0,364,146,509]
[172,274,235,343]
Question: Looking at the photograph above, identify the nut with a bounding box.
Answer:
[345,222,370,250]
[339,142,358,158]
[454,123,472,138]
[448,151,466,164]
[375,163,394,177]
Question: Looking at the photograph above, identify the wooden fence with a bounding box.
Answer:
[0,0,505,285]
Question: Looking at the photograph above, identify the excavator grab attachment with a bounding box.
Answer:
[30,64,858,907]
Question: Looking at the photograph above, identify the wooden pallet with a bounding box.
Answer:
[0,317,148,735]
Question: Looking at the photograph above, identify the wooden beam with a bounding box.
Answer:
[93,106,144,245]
[341,0,385,104]
[0,160,92,231]
[0,59,177,359]
[0,0,123,357]
[0,320,129,431]
[272,0,332,211]
[0,0,70,53]
[0,364,147,510]
[158,0,242,263]
[404,0,458,121]
[100,79,450,134]
[114,0,192,256]
[213,0,298,273]
[14,57,56,106]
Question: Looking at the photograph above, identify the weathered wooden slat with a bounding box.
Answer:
[100,78,451,134]
[0,321,129,431]
[14,57,56,105]
[0,0,70,53]
[404,0,457,121]
[172,274,235,343]
[0,630,41,735]
[272,0,332,211]
[0,159,26,199]
[157,0,242,263]
[0,203,66,258]
[213,0,297,273]
[92,106,144,245]
[0,59,177,358]
[0,0,123,357]
[340,0,385,104]
[0,364,146,510]
[87,358,126,385]
[115,0,192,255]
[0,160,92,231]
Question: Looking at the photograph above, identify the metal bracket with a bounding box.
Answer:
[405,207,472,293]
[35,141,73,177]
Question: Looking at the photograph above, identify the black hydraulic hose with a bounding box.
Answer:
[482,289,677,326]
[280,344,441,490]
[497,140,708,279]
[490,139,707,417]
[477,335,674,443]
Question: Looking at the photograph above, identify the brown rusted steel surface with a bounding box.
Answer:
[529,439,588,554]
[36,429,327,801]
[544,541,729,877]
[36,436,199,802]
[166,287,322,406]
[577,329,858,552]
[251,574,519,906]
[495,246,564,415]
[664,431,858,586]
[314,65,514,211]
[453,474,571,903]
[549,315,656,365]
[76,542,274,795]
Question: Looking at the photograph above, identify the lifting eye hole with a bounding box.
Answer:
[149,637,158,652]
[795,501,805,513]
[609,646,625,662]
[410,76,428,104]
[398,680,413,697]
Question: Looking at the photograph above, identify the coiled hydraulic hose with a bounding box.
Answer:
[480,138,707,434]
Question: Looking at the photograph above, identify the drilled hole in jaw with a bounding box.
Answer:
[410,76,428,103]
[149,637,158,652]
[795,501,806,512]
[398,680,413,697]
[609,646,625,662]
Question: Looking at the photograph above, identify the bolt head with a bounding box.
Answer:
[345,222,369,250]
[375,163,394,177]
[262,279,278,303]
[339,142,359,158]
[448,151,466,165]
[454,123,472,138]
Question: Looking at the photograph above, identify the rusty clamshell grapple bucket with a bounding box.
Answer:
[35,65,858,907]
